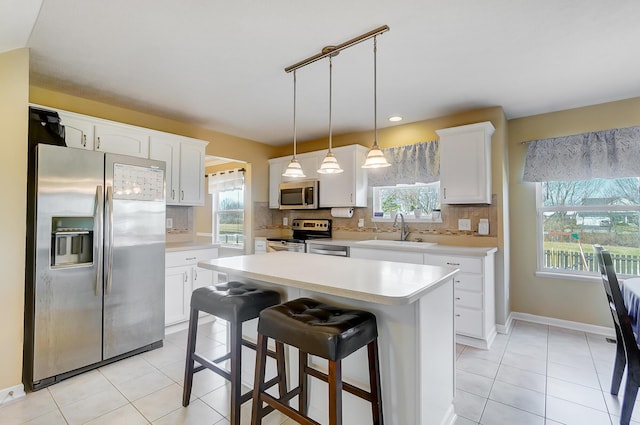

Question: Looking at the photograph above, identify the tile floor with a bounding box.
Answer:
[0,319,635,424]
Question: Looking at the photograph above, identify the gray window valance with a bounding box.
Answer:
[522,126,640,182]
[367,140,440,186]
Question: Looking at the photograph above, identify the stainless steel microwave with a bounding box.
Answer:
[279,180,318,210]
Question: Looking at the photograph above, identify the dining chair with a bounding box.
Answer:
[594,244,640,425]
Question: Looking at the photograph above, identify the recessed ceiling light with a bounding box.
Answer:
[388,116,403,122]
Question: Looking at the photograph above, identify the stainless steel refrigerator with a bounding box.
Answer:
[24,143,166,390]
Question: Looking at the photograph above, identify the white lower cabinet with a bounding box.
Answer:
[349,247,424,264]
[424,252,496,349]
[350,246,496,349]
[165,248,218,326]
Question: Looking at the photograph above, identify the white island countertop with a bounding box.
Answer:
[198,251,458,305]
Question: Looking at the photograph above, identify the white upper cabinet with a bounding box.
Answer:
[437,121,495,204]
[58,112,94,150]
[94,123,150,158]
[268,151,320,209]
[149,136,181,204]
[179,141,206,206]
[268,144,367,209]
[318,145,368,208]
[51,105,209,206]
[149,135,207,206]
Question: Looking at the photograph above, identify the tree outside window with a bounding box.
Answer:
[538,177,640,276]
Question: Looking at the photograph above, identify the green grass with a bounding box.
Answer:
[544,241,640,256]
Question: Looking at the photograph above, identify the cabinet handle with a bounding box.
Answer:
[183,272,188,282]
[172,189,175,200]
[443,188,447,199]
[454,279,461,283]
[82,134,87,147]
[185,257,197,261]
[447,262,461,266]
[194,269,198,280]
[350,193,353,203]
[96,136,101,150]
[455,297,461,300]
[181,190,184,201]
[455,314,461,317]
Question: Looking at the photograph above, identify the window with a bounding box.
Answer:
[209,169,245,248]
[213,186,244,247]
[537,177,640,277]
[372,182,440,221]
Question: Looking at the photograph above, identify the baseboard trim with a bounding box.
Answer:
[0,383,26,406]
[164,314,216,336]
[509,311,615,338]
[496,313,515,335]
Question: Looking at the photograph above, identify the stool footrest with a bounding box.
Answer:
[193,353,232,381]
[260,392,320,425]
[305,364,375,402]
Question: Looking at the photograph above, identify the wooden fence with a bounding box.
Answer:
[544,250,640,275]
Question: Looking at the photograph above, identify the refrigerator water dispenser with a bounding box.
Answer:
[51,217,93,267]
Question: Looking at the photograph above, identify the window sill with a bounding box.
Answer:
[535,271,602,283]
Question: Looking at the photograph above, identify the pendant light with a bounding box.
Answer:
[282,70,306,178]
[317,54,343,174]
[362,36,391,169]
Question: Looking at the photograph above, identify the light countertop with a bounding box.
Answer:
[305,238,497,256]
[165,242,221,252]
[198,251,458,305]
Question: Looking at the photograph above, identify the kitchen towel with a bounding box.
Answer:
[331,207,354,218]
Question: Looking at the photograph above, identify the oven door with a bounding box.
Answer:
[267,240,306,253]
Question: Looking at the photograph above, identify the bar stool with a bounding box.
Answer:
[182,282,285,425]
[251,297,384,425]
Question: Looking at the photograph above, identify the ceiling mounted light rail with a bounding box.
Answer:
[284,25,391,172]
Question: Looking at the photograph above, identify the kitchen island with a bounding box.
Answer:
[198,251,459,425]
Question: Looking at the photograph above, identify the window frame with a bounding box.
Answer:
[371,182,442,223]
[535,181,640,280]
[212,186,245,248]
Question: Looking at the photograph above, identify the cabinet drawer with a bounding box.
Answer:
[455,290,483,309]
[166,248,218,267]
[455,307,483,337]
[453,274,483,292]
[424,254,482,274]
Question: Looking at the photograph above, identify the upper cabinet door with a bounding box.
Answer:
[318,145,368,208]
[437,122,495,204]
[149,136,181,205]
[94,123,150,158]
[58,113,94,150]
[179,141,206,206]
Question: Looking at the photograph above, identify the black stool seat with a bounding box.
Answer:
[192,282,282,323]
[183,281,284,425]
[251,297,384,425]
[258,298,378,361]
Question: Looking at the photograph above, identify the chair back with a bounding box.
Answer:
[594,244,640,362]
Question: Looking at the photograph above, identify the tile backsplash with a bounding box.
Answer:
[254,195,498,242]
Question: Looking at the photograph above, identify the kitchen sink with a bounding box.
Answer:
[355,240,437,249]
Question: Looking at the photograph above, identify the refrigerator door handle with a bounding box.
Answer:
[95,185,104,296]
[105,186,114,295]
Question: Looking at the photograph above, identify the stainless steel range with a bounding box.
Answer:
[266,219,332,253]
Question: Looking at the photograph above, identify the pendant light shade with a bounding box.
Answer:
[282,70,307,178]
[362,36,391,169]
[318,55,343,174]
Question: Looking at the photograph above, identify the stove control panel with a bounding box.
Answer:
[291,219,331,230]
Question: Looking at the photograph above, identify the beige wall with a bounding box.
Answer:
[0,48,29,391]
[508,97,640,327]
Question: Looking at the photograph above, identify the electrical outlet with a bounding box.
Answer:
[283,217,288,226]
[166,218,173,229]
[458,219,471,231]
[358,218,365,228]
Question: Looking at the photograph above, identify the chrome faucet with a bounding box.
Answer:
[393,213,410,241]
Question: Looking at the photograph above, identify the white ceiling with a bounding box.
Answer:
[5,0,640,146]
